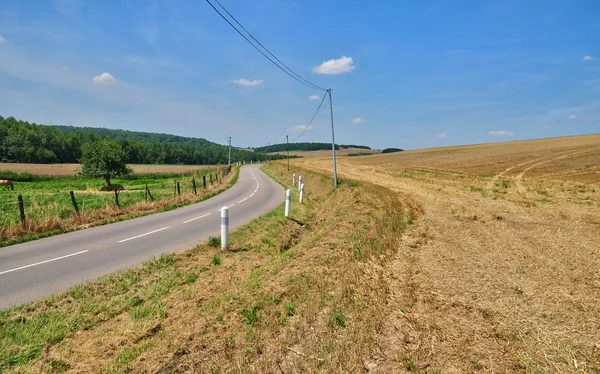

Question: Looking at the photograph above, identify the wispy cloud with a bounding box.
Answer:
[582,56,595,61]
[487,130,514,137]
[436,133,448,138]
[309,95,320,100]
[0,35,7,43]
[352,117,366,124]
[229,78,263,87]
[292,125,314,132]
[92,72,117,84]
[438,106,457,111]
[568,115,576,120]
[312,56,355,75]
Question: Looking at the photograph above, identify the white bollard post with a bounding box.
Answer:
[298,176,303,191]
[299,183,304,203]
[221,206,229,250]
[285,189,291,217]
[293,173,296,187]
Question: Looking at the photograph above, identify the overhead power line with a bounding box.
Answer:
[295,93,327,140]
[206,0,326,92]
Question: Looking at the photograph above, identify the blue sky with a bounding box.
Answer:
[0,0,599,150]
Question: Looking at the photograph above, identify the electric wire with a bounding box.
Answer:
[212,0,326,92]
[294,91,327,140]
[205,0,326,92]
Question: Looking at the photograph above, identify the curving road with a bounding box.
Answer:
[0,165,284,310]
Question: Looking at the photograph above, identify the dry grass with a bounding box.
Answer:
[1,162,411,373]
[293,134,600,373]
[0,163,213,176]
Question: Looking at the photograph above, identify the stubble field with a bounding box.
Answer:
[269,147,381,158]
[294,134,600,372]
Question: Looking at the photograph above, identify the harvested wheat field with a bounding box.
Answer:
[292,134,600,372]
[0,163,213,176]
[270,147,381,158]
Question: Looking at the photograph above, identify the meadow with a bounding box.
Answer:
[0,164,232,246]
[1,134,599,373]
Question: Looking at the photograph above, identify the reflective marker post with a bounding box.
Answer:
[221,206,229,250]
[299,183,304,204]
[292,173,296,187]
[298,176,302,191]
[285,189,291,217]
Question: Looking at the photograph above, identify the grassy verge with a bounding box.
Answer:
[0,166,239,248]
[0,162,411,373]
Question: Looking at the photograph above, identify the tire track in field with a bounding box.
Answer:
[515,149,597,193]
[487,158,545,193]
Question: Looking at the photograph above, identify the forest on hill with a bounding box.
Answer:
[0,115,286,165]
[253,142,371,153]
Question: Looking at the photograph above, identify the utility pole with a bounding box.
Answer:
[227,136,231,166]
[286,135,289,171]
[267,143,270,163]
[328,88,338,188]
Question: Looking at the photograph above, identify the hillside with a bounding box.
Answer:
[0,115,284,165]
[294,134,600,372]
[253,142,372,153]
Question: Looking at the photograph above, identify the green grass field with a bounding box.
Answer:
[0,168,227,233]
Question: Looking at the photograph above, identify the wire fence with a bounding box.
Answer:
[0,166,233,228]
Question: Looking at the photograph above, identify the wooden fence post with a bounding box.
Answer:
[146,185,154,201]
[18,195,26,228]
[145,184,148,201]
[70,191,80,215]
[203,175,207,189]
[192,178,197,195]
[177,182,181,196]
[114,190,120,208]
[210,174,213,185]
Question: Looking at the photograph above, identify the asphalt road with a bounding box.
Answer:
[0,165,284,310]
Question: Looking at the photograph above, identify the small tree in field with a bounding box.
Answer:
[80,140,131,186]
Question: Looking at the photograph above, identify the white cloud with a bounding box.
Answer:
[229,78,263,86]
[437,133,448,139]
[92,72,117,84]
[568,115,576,120]
[352,117,366,124]
[309,95,320,100]
[487,130,514,137]
[312,56,355,75]
[62,65,70,70]
[582,56,595,61]
[0,35,7,43]
[292,125,314,132]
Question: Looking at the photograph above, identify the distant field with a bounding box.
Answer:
[293,134,600,372]
[0,163,213,176]
[270,147,381,158]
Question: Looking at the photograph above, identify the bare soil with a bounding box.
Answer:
[294,134,600,372]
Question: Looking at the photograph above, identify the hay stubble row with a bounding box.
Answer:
[294,134,600,372]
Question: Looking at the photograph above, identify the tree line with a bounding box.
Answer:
[253,142,372,153]
[0,115,287,165]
